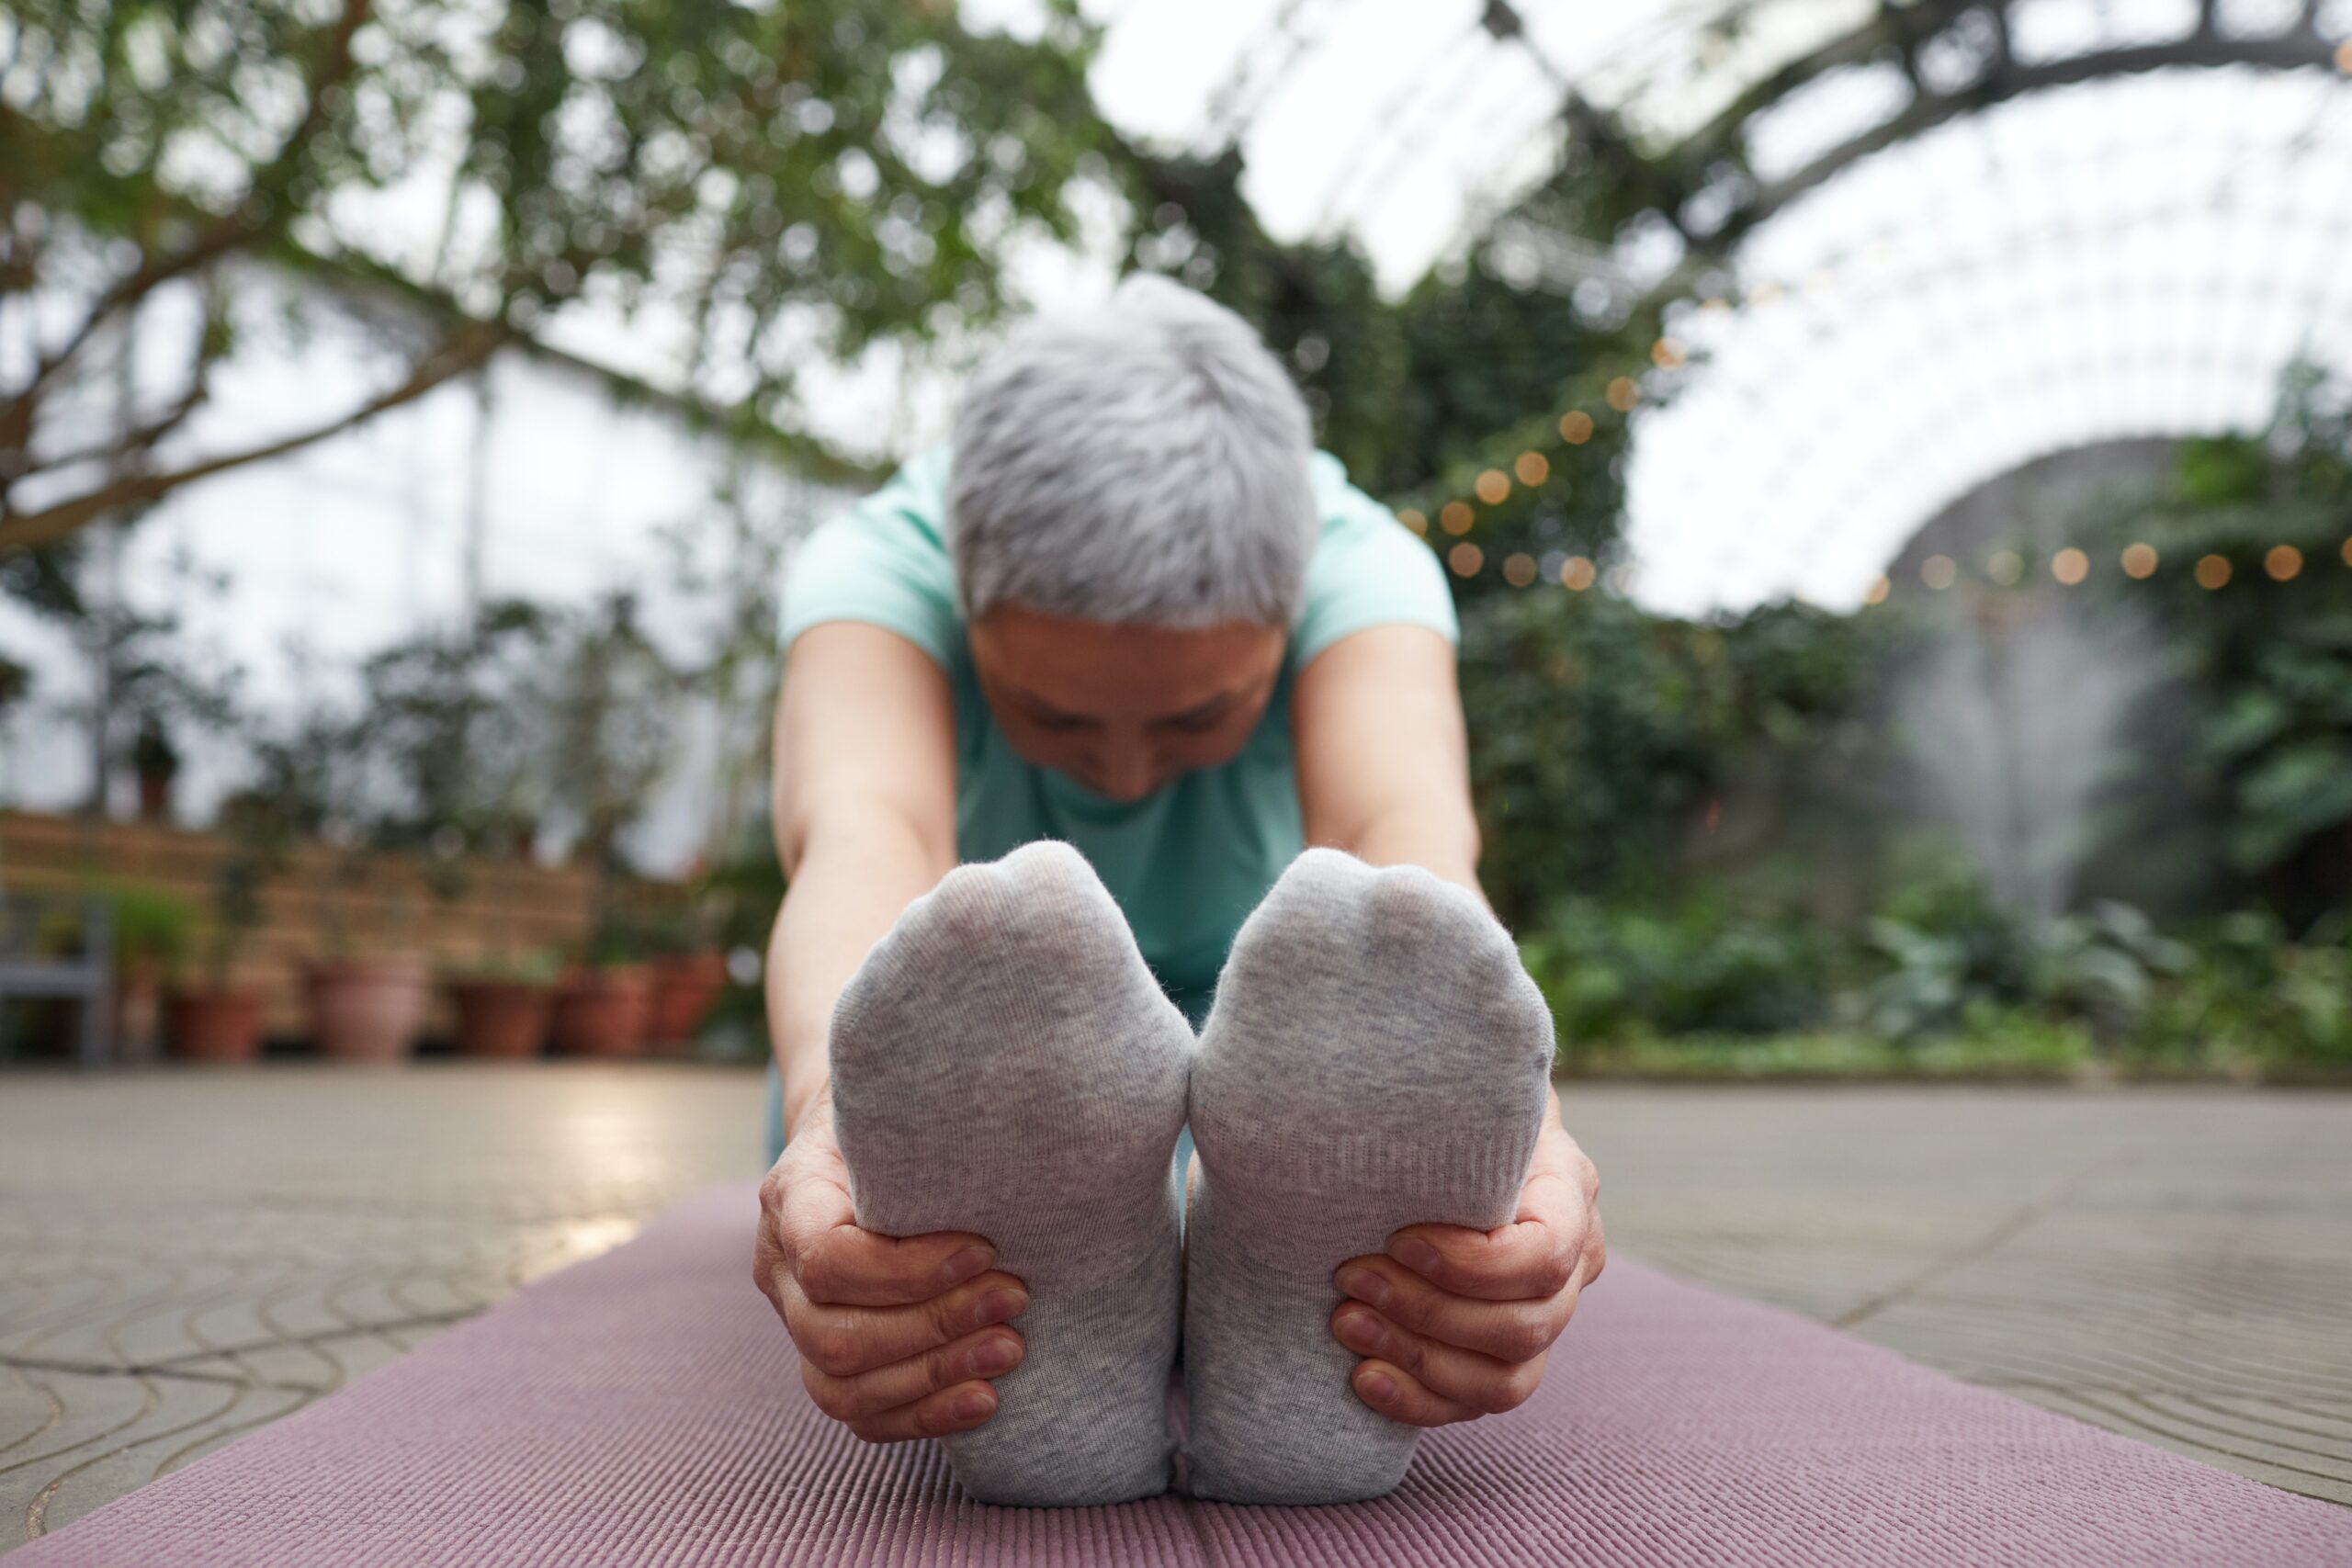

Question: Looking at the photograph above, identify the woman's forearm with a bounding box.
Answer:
[767,807,956,1139]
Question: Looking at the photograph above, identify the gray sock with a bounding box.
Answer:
[828,840,1193,1506]
[1182,848,1555,1504]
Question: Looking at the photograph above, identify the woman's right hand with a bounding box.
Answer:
[753,1091,1029,1441]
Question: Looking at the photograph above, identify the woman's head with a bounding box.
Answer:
[948,276,1314,801]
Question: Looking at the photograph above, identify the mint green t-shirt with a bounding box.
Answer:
[778,445,1456,1023]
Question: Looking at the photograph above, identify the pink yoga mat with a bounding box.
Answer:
[16,1184,2350,1566]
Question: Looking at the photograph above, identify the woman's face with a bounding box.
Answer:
[967,604,1286,803]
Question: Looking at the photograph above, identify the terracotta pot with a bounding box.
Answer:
[136,770,173,823]
[447,978,554,1058]
[115,959,164,1061]
[165,990,265,1063]
[647,953,728,1055]
[306,954,432,1063]
[550,964,653,1057]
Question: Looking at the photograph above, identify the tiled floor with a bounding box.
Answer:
[2,1068,2346,1551]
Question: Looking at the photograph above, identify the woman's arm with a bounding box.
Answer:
[755,624,1035,1444]
[767,622,959,1134]
[1291,624,1608,1431]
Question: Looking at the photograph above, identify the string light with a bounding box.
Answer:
[2339,39,2352,73]
[1440,501,1474,536]
[2052,547,2089,586]
[1475,468,1511,505]
[1650,337,1686,369]
[1398,508,1428,536]
[1864,575,1890,605]
[1560,555,1596,592]
[2342,536,2352,567]
[1513,450,1550,487]
[1921,554,1957,591]
[1605,377,1640,412]
[2121,542,2157,579]
[1449,541,1485,577]
[1987,549,2023,585]
[1503,552,1537,587]
[2195,554,2232,590]
[1558,411,1594,445]
[2266,544,2303,581]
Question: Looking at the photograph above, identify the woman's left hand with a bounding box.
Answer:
[1329,1091,1605,1426]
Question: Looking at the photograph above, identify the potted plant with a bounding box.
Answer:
[131,715,180,823]
[305,835,434,1064]
[642,882,731,1056]
[447,948,561,1057]
[550,936,655,1057]
[101,881,198,1061]
[167,854,270,1063]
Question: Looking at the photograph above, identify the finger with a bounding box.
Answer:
[1334,1256,1573,1364]
[1583,1208,1608,1284]
[1346,1359,1478,1429]
[788,1272,1028,1378]
[845,1380,1001,1445]
[1332,1305,1546,1416]
[802,1325,1024,1423]
[795,1222,999,1308]
[1385,1206,1579,1303]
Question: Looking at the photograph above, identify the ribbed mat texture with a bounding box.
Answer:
[16,1184,2350,1565]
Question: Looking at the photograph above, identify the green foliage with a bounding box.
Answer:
[1521,894,1838,1054]
[95,880,198,978]
[2084,367,2352,919]
[1460,588,1902,923]
[3,0,1121,544]
[2132,911,2352,1071]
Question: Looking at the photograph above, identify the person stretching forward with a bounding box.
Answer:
[752,275,1606,1504]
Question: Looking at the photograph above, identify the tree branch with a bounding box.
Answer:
[0,321,507,553]
[0,0,373,428]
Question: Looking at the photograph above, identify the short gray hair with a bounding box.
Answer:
[945,273,1316,629]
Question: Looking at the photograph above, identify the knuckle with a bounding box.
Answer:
[800,1366,855,1422]
[804,1322,865,1378]
[1534,1249,1578,1297]
[1494,1313,1554,1364]
[795,1247,840,1303]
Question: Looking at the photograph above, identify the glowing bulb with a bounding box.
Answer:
[2195,554,2232,590]
[1449,542,1484,578]
[2342,536,2352,567]
[1560,555,1596,592]
[1558,410,1595,446]
[1503,552,1537,587]
[1987,550,2023,586]
[2120,542,2157,580]
[1864,575,1890,605]
[2052,547,2088,586]
[1397,508,1428,537]
[1921,555,1957,591]
[2266,545,2302,581]
[1605,377,1639,412]
[2339,39,2352,73]
[1440,501,1474,536]
[1650,337,1686,369]
[1475,468,1510,505]
[1513,451,1550,487]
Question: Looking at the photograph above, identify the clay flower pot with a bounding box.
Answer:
[550,964,653,1057]
[447,978,555,1058]
[306,954,433,1063]
[647,952,729,1055]
[165,989,266,1063]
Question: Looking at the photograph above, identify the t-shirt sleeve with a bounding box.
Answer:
[777,446,962,670]
[1290,451,1459,666]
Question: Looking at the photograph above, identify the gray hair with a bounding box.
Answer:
[945,273,1316,628]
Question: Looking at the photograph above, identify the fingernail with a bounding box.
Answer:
[952,1387,994,1423]
[1391,1238,1442,1276]
[968,1335,1021,1376]
[1335,1310,1385,1356]
[939,1245,993,1287]
[1336,1267,1391,1311]
[971,1288,1026,1328]
[1359,1371,1397,1405]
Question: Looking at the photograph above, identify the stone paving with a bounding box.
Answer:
[1,1068,2346,1552]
